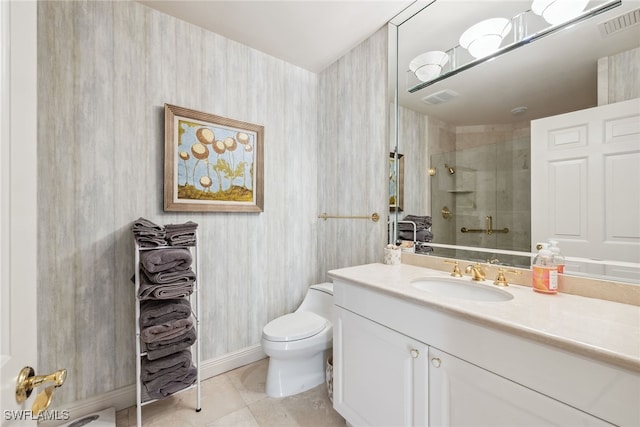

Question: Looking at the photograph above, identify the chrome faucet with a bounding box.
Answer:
[465,263,486,281]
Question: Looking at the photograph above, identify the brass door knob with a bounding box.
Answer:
[16,366,67,403]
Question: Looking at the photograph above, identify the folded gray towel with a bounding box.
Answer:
[167,235,196,246]
[141,266,196,284]
[164,221,198,246]
[399,215,432,230]
[399,229,433,242]
[164,221,198,232]
[139,299,191,328]
[141,349,192,382]
[132,218,167,247]
[144,366,197,400]
[133,217,164,232]
[136,236,168,248]
[140,248,192,273]
[146,329,197,360]
[138,277,194,300]
[141,317,193,343]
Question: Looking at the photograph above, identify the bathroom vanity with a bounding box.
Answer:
[329,263,640,426]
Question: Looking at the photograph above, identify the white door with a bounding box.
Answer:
[531,98,640,280]
[428,347,611,426]
[333,306,429,426]
[1,1,38,425]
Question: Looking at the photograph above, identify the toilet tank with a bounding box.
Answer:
[296,282,333,321]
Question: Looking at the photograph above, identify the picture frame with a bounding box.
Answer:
[164,104,264,212]
[389,152,404,212]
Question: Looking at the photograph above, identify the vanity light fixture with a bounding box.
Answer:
[532,0,590,25]
[459,18,513,59]
[408,0,622,92]
[409,51,449,82]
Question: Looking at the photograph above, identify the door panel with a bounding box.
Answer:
[428,347,612,426]
[531,98,640,280]
[1,2,38,425]
[334,307,428,426]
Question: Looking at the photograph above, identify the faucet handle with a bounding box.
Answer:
[493,268,521,287]
[444,260,463,277]
[494,268,509,287]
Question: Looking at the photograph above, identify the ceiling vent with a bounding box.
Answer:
[421,89,459,105]
[598,8,640,37]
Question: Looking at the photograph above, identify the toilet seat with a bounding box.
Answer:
[263,311,328,342]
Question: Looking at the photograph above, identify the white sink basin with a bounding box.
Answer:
[411,277,514,302]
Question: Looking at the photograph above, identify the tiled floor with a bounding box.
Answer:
[116,358,346,426]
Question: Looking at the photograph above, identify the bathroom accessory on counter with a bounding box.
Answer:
[318,212,380,222]
[384,245,401,265]
[532,243,558,294]
[548,239,565,273]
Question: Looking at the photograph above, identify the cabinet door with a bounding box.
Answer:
[428,347,612,426]
[333,306,429,426]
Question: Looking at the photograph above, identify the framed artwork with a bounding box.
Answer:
[389,152,404,212]
[164,104,264,212]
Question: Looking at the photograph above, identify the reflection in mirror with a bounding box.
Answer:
[392,0,640,283]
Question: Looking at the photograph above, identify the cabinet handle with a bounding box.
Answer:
[431,357,441,368]
[410,348,420,358]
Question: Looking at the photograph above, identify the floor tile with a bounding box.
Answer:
[205,407,260,427]
[119,358,345,426]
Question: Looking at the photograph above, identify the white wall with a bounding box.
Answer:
[37,0,388,407]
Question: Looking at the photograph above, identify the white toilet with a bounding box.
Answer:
[261,282,334,398]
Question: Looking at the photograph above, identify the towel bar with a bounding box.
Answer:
[318,212,380,222]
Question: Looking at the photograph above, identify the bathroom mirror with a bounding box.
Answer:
[391,0,640,283]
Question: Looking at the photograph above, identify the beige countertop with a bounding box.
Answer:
[329,262,640,373]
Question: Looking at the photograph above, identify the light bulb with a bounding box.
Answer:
[459,18,512,59]
[532,0,589,25]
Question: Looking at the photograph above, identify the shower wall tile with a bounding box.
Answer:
[37,0,332,406]
[597,47,639,105]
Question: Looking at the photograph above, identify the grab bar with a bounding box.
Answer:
[460,216,509,235]
[318,212,380,222]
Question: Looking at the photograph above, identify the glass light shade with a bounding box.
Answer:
[532,0,589,25]
[409,51,449,82]
[459,18,513,59]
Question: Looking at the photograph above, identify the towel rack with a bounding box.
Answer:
[318,212,380,222]
[460,215,509,235]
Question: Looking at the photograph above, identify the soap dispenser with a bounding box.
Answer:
[548,239,565,274]
[532,243,558,294]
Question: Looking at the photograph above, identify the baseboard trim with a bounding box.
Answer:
[44,345,266,426]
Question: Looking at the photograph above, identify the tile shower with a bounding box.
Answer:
[429,122,531,267]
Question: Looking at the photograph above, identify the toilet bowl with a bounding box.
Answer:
[261,282,333,398]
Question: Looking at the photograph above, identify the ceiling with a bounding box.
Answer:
[138,0,415,73]
[137,0,639,125]
[398,0,640,125]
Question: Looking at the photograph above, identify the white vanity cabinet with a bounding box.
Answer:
[428,347,611,426]
[334,306,429,426]
[331,272,638,427]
